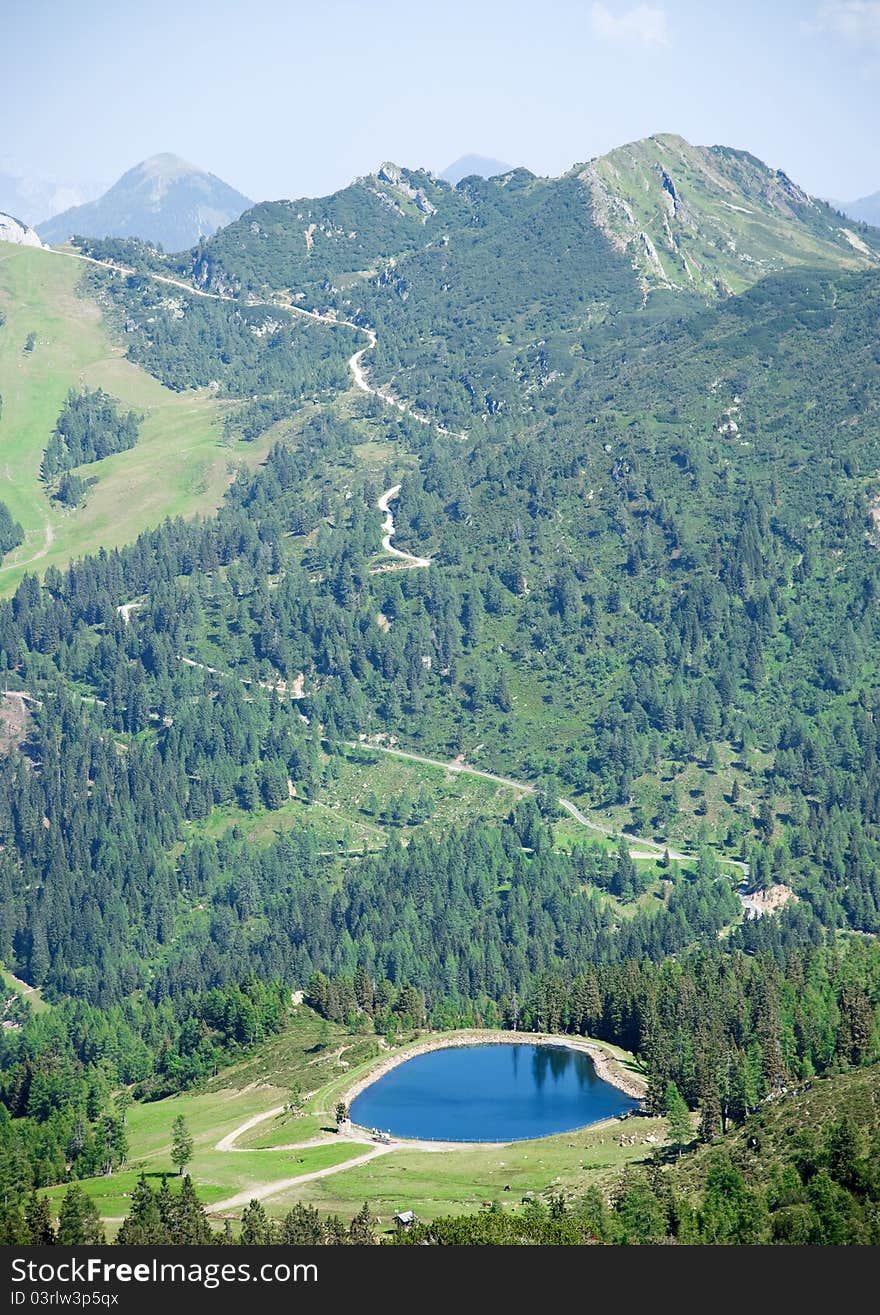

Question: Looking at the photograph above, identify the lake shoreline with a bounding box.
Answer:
[341,1029,647,1123]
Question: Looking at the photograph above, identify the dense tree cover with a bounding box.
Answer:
[76,255,880,935]
[85,267,360,435]
[0,981,287,1194]
[0,500,24,557]
[396,1063,880,1245]
[1,1173,375,1245]
[1,266,879,1015]
[41,388,142,482]
[349,172,643,423]
[0,197,877,1239]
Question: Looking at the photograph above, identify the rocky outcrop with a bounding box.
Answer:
[376,163,437,219]
[0,212,43,248]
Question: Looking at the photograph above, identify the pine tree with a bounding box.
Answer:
[169,1175,212,1245]
[25,1192,55,1245]
[698,1085,722,1144]
[323,1214,348,1245]
[836,983,874,1067]
[116,1174,167,1245]
[278,1203,322,1245]
[171,1114,193,1176]
[348,1202,375,1245]
[664,1081,692,1155]
[57,1185,104,1245]
[240,1199,274,1245]
[156,1175,175,1229]
[0,1204,29,1245]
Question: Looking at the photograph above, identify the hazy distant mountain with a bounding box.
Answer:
[440,154,512,185]
[37,154,252,252]
[0,165,105,227]
[0,211,43,248]
[838,191,880,227]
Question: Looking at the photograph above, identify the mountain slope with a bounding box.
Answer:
[440,154,512,184]
[184,134,880,308]
[119,134,877,428]
[576,133,880,295]
[0,244,281,592]
[37,154,252,252]
[183,161,466,300]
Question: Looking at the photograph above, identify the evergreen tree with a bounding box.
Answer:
[240,1199,275,1245]
[348,1202,375,1245]
[116,1174,167,1245]
[169,1175,212,1245]
[25,1192,55,1245]
[278,1203,322,1245]
[171,1115,194,1176]
[57,1185,104,1245]
[664,1081,692,1155]
[323,1214,348,1245]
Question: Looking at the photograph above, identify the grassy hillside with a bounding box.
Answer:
[673,1061,880,1198]
[0,243,279,593]
[391,1063,880,1244]
[39,1008,651,1232]
[578,133,880,295]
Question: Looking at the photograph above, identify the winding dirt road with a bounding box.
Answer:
[207,1144,393,1214]
[47,249,749,877]
[373,484,431,570]
[50,247,461,438]
[358,741,749,876]
[0,520,55,575]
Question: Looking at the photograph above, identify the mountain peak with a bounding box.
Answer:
[130,153,200,179]
[37,155,252,253]
[440,154,512,185]
[575,133,878,295]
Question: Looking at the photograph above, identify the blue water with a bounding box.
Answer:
[350,1043,639,1142]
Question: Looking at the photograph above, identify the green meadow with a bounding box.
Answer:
[48,1008,654,1234]
[0,243,277,594]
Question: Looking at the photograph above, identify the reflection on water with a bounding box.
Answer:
[351,1043,638,1143]
[529,1044,597,1092]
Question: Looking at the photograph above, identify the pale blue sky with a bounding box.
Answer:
[3,0,879,202]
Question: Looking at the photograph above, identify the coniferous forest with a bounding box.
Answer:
[2,135,880,1249]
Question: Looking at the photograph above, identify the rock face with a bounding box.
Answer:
[375,163,437,218]
[37,153,252,253]
[0,212,43,248]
